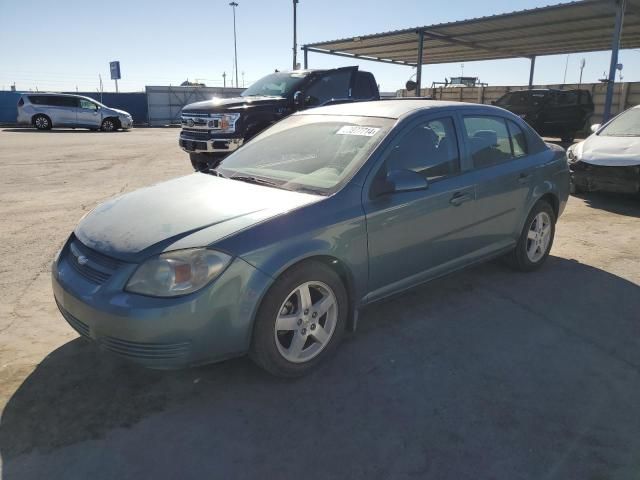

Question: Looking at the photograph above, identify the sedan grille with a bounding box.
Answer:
[99,336,191,360]
[65,236,128,284]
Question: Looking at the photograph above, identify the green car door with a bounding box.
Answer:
[362,115,477,302]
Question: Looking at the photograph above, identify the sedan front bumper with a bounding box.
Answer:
[570,161,640,194]
[52,241,272,369]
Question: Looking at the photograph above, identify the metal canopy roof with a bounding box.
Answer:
[303,0,640,66]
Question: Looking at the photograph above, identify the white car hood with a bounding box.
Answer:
[577,134,640,167]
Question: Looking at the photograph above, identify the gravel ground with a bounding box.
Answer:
[0,128,639,479]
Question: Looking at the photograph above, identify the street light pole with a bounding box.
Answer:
[293,0,299,70]
[229,2,239,88]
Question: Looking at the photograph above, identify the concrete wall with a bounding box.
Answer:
[399,81,640,133]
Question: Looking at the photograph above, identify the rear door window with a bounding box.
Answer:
[463,116,513,168]
[507,120,528,157]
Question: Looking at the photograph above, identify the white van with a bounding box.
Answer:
[17,93,133,131]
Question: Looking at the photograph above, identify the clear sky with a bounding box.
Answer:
[1,0,638,93]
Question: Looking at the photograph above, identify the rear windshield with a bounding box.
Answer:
[599,108,640,137]
[217,114,394,195]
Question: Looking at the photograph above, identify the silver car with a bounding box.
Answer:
[17,93,133,131]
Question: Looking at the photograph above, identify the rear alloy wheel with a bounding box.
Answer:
[33,114,51,130]
[508,201,556,272]
[101,118,117,132]
[250,261,347,377]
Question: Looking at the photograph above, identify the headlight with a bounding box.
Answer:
[210,113,240,132]
[126,249,232,297]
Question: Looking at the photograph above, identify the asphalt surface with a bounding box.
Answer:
[1,128,639,479]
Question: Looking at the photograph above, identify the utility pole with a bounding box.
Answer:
[229,2,239,88]
[222,72,227,88]
[578,58,586,85]
[242,71,245,88]
[292,0,299,69]
[563,54,570,84]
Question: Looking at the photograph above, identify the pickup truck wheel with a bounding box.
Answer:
[250,261,347,377]
[189,153,225,171]
[508,201,556,272]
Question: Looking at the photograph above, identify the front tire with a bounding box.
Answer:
[250,261,348,377]
[33,114,51,130]
[508,200,556,272]
[189,152,226,172]
[101,118,118,132]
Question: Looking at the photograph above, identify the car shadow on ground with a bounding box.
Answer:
[575,191,640,218]
[1,257,640,479]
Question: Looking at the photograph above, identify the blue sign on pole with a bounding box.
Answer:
[109,61,121,80]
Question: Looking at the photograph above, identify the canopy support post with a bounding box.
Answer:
[415,30,425,97]
[603,0,626,122]
[303,47,308,69]
[528,56,536,89]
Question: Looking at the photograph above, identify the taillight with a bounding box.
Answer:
[17,98,24,107]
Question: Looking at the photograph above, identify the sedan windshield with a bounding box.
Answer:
[217,115,394,195]
[241,72,308,97]
[599,108,640,136]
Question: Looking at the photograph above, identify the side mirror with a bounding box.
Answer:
[372,169,428,197]
[405,80,417,92]
[590,123,601,134]
[293,91,304,107]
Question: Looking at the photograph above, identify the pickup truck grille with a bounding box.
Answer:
[181,130,211,141]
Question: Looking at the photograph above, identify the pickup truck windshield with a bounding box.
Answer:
[599,108,640,137]
[217,115,393,195]
[241,72,308,97]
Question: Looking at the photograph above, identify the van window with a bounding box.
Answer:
[385,117,460,181]
[79,99,98,110]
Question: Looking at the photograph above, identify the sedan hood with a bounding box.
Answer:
[75,174,322,261]
[182,95,287,113]
[576,134,640,166]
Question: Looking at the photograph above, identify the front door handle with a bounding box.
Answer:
[518,173,532,184]
[450,192,472,206]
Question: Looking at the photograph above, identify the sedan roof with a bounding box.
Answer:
[297,99,495,119]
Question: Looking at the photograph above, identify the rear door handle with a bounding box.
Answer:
[518,173,532,184]
[450,192,472,206]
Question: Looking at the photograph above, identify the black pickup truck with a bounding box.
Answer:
[179,66,380,170]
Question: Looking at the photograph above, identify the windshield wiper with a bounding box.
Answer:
[206,169,227,178]
[231,175,283,189]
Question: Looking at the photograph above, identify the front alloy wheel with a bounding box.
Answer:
[250,261,347,377]
[101,119,116,132]
[274,281,338,363]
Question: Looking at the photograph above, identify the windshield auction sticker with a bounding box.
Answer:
[336,126,380,136]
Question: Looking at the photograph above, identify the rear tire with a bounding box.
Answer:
[507,200,556,272]
[250,261,348,377]
[33,114,51,130]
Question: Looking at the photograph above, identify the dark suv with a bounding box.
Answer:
[180,66,380,170]
[494,88,594,142]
